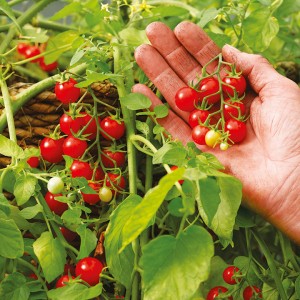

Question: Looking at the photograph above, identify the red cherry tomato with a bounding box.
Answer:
[59,227,77,243]
[197,77,220,105]
[70,160,93,180]
[55,274,75,288]
[39,57,58,72]
[175,86,199,112]
[55,78,81,104]
[94,166,105,181]
[191,125,210,145]
[62,136,88,159]
[82,182,101,205]
[60,113,84,136]
[100,116,125,141]
[188,109,210,128]
[75,257,104,286]
[206,286,233,300]
[225,118,247,143]
[243,286,262,300]
[24,45,41,62]
[17,43,30,55]
[27,156,39,168]
[28,273,38,280]
[223,74,247,97]
[105,172,126,195]
[40,137,65,163]
[44,192,68,216]
[81,114,100,140]
[223,99,246,120]
[222,265,241,285]
[101,149,126,168]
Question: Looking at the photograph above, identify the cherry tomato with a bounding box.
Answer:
[100,116,125,141]
[220,142,229,151]
[243,286,262,300]
[82,182,101,205]
[55,78,81,104]
[98,186,113,203]
[170,166,184,184]
[225,118,247,143]
[188,109,210,128]
[192,125,210,145]
[223,74,247,97]
[47,176,64,194]
[24,45,41,62]
[223,99,246,120]
[59,227,77,243]
[101,149,126,168]
[105,172,126,195]
[44,192,68,216]
[27,156,39,168]
[205,130,221,148]
[60,113,84,136]
[222,265,241,285]
[40,137,65,163]
[17,43,30,55]
[206,286,233,300]
[70,160,93,180]
[55,274,75,288]
[81,113,100,140]
[94,166,105,181]
[197,77,220,105]
[39,57,58,72]
[63,136,88,159]
[175,86,199,112]
[75,257,104,286]
[28,273,38,280]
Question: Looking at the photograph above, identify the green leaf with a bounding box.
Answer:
[0,193,10,215]
[181,180,196,215]
[242,9,279,52]
[153,124,165,135]
[104,194,141,288]
[0,0,21,33]
[140,225,214,300]
[136,120,150,136]
[47,282,102,300]
[19,204,43,219]
[61,207,82,226]
[0,218,24,258]
[118,27,148,46]
[197,8,220,28]
[234,256,261,286]
[167,197,184,217]
[295,275,300,298]
[14,174,37,206]
[207,32,231,48]
[153,104,169,118]
[0,272,30,300]
[33,232,67,283]
[50,2,82,21]
[152,143,187,165]
[76,70,121,88]
[0,135,23,159]
[120,93,151,110]
[77,225,97,259]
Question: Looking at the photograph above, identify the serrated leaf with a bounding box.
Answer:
[136,120,150,135]
[120,93,151,110]
[0,0,21,32]
[33,232,66,283]
[152,143,187,165]
[0,135,24,159]
[61,207,82,226]
[19,204,43,219]
[153,104,169,118]
[104,194,141,288]
[14,174,37,206]
[140,225,214,300]
[153,124,165,135]
[77,225,97,259]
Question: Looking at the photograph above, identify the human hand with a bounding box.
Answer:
[133,21,300,244]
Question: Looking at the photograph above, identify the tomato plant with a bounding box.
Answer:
[55,78,81,104]
[47,176,64,194]
[98,186,113,203]
[40,136,65,163]
[62,136,88,159]
[82,182,101,205]
[101,149,126,168]
[100,116,126,141]
[70,160,93,180]
[222,266,241,285]
[60,113,84,136]
[44,192,68,216]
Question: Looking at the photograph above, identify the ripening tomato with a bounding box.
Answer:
[39,57,58,72]
[100,116,125,141]
[24,45,41,62]
[197,77,220,105]
[188,109,210,128]
[82,182,101,205]
[27,156,39,168]
[98,186,113,203]
[55,78,81,104]
[70,160,93,180]
[60,227,77,243]
[47,176,64,194]
[62,136,88,159]
[223,74,247,97]
[55,274,75,288]
[225,118,247,143]
[60,113,84,136]
[223,99,246,120]
[40,137,65,163]
[44,192,68,216]
[105,172,126,195]
[101,149,126,168]
[81,113,100,140]
[75,257,104,286]
[205,130,221,148]
[243,286,262,300]
[17,43,30,55]
[206,286,233,300]
[175,86,199,112]
[222,266,241,285]
[191,125,210,145]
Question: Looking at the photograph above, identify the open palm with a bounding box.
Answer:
[133,21,300,244]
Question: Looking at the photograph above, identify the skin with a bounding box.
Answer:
[133,21,300,244]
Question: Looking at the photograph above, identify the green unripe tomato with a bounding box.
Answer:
[47,176,64,194]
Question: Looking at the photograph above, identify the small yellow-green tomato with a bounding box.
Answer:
[47,176,64,194]
[99,186,113,203]
[205,130,221,148]
[220,142,229,151]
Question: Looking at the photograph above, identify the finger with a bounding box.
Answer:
[146,22,201,84]
[134,44,190,120]
[174,21,222,74]
[132,83,192,144]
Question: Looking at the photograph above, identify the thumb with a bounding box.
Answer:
[222,44,283,94]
